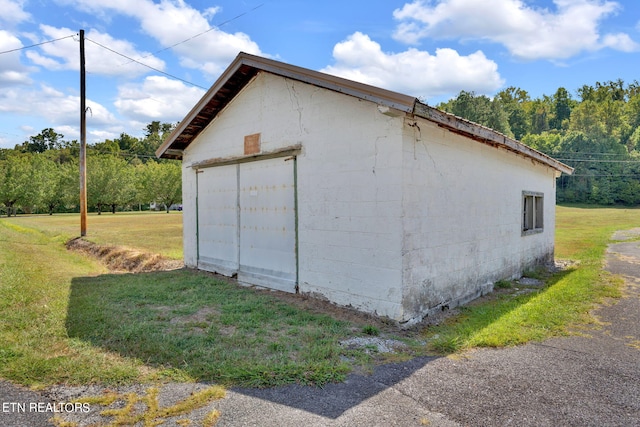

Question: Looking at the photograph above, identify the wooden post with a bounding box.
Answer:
[79,29,87,236]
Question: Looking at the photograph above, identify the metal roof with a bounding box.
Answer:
[156,52,573,175]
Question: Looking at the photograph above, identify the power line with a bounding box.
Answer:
[85,38,207,90]
[0,34,76,55]
[121,3,264,66]
[552,152,632,157]
[557,159,640,163]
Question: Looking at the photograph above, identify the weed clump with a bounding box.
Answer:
[362,325,380,336]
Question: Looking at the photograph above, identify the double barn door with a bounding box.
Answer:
[196,157,297,292]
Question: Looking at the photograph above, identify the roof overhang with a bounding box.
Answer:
[413,102,574,176]
[155,52,415,160]
[156,52,573,176]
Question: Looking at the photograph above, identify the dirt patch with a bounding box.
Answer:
[169,306,221,325]
[66,237,183,273]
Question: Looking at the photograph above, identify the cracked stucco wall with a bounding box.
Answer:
[400,117,557,322]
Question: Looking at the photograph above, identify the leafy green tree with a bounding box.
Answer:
[0,153,32,216]
[496,87,531,139]
[550,87,573,130]
[48,140,80,164]
[16,128,64,153]
[568,101,605,138]
[577,84,596,102]
[0,153,50,215]
[140,121,175,159]
[486,97,513,137]
[438,91,512,136]
[38,159,78,214]
[521,132,562,156]
[139,161,182,213]
[599,99,625,139]
[92,138,121,156]
[527,98,551,134]
[629,127,640,152]
[87,155,136,214]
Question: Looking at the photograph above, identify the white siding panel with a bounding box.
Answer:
[238,157,297,292]
[197,164,239,275]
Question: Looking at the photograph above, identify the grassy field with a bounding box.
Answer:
[0,206,636,388]
[8,212,183,259]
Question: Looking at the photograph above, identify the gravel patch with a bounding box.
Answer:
[339,336,409,353]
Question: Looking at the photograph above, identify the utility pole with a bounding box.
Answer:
[79,29,87,236]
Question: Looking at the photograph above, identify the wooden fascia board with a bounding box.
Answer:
[413,103,574,175]
[188,144,302,169]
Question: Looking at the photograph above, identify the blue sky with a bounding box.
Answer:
[0,0,639,149]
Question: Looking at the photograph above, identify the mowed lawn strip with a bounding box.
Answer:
[426,205,633,353]
[9,211,183,260]
[0,220,146,388]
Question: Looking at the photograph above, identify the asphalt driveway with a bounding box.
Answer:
[2,232,639,426]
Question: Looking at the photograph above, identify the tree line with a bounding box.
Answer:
[437,79,640,205]
[4,79,640,212]
[0,122,181,216]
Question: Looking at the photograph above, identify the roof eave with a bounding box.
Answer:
[156,55,255,159]
[413,102,574,176]
[156,52,416,159]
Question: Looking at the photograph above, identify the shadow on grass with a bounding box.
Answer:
[65,268,438,418]
[65,267,580,419]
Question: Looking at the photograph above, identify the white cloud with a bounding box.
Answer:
[0,0,31,26]
[55,0,265,77]
[0,83,119,144]
[0,30,32,87]
[114,75,205,123]
[393,0,639,60]
[601,33,638,52]
[37,84,116,126]
[321,32,504,99]
[25,25,166,77]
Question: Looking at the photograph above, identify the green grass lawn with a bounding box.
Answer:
[0,205,637,388]
[7,212,183,259]
[425,205,634,352]
[0,219,144,387]
[0,213,387,388]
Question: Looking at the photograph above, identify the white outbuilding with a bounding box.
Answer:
[157,53,573,325]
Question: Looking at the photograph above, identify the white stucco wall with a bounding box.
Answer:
[181,71,407,319]
[399,117,557,321]
[292,84,406,320]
